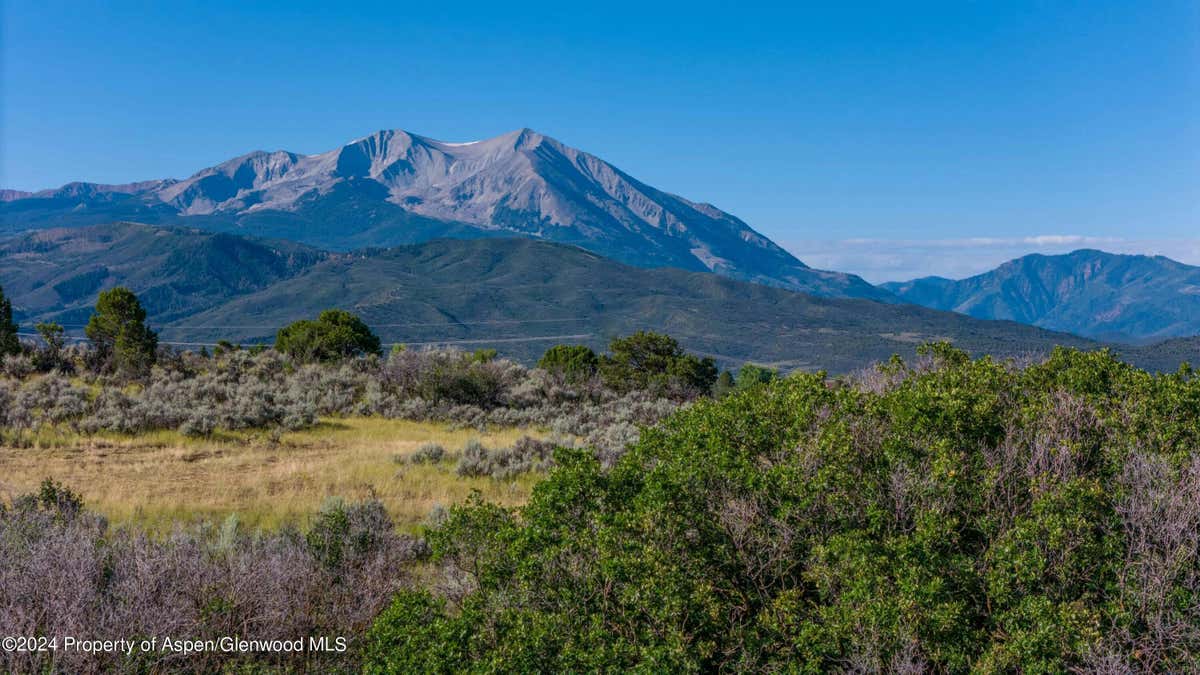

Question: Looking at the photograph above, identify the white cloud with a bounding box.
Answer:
[783,236,1200,284]
[1021,235,1111,246]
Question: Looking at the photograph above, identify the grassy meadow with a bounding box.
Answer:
[0,417,548,532]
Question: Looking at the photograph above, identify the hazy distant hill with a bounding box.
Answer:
[882,249,1200,342]
[0,129,890,301]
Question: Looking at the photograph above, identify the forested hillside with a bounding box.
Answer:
[0,223,1151,373]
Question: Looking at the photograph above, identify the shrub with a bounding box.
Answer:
[454,436,557,479]
[538,344,599,383]
[306,497,395,573]
[31,322,70,373]
[275,309,382,362]
[713,369,736,398]
[26,478,84,521]
[666,352,719,397]
[378,346,1200,672]
[735,363,778,388]
[455,439,490,477]
[487,435,557,478]
[14,373,89,427]
[599,331,717,398]
[2,353,34,379]
[378,347,523,408]
[0,486,427,673]
[407,442,446,465]
[363,590,471,673]
[213,339,238,356]
[177,413,216,437]
[471,348,498,363]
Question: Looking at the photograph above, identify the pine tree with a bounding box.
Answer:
[0,284,20,357]
[85,287,157,375]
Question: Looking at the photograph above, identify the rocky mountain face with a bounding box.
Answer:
[1,129,891,300]
[881,249,1200,342]
[0,190,33,201]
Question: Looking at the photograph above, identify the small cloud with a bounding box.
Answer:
[1020,234,1118,246]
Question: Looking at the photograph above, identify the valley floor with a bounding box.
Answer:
[0,418,545,532]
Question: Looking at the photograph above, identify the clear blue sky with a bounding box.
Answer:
[3,1,1197,280]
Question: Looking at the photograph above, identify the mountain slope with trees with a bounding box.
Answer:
[168,236,1109,371]
[0,222,326,327]
[2,224,1193,372]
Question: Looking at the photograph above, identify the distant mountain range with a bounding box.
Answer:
[0,128,889,301]
[3,128,1198,352]
[8,223,1172,373]
[882,250,1200,343]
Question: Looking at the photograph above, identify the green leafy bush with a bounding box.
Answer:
[537,344,599,382]
[372,345,1200,672]
[599,331,717,397]
[275,309,382,362]
[735,362,778,388]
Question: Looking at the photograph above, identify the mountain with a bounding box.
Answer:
[0,223,326,327]
[0,129,891,301]
[881,250,1200,342]
[176,238,1108,371]
[6,223,1175,372]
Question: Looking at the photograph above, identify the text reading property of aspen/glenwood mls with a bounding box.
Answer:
[2,636,348,657]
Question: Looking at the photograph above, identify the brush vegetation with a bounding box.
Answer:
[364,344,1200,673]
[2,289,1197,671]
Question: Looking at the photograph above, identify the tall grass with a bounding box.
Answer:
[0,417,547,532]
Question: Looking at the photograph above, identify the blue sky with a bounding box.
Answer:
[3,1,1197,281]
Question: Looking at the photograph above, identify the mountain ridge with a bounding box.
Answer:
[8,222,1176,373]
[882,249,1200,342]
[1,128,891,301]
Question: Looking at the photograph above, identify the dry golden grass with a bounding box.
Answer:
[0,418,548,532]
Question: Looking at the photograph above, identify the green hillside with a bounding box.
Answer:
[0,222,325,327]
[171,237,1107,371]
[3,223,1194,372]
